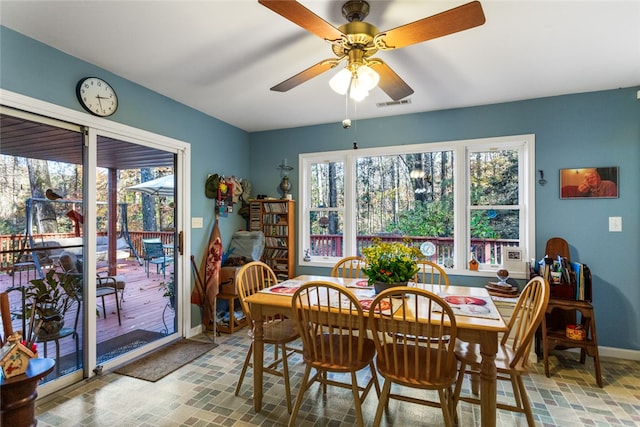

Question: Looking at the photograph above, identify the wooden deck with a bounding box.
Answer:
[0,258,174,372]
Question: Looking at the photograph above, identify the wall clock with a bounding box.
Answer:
[76,77,118,117]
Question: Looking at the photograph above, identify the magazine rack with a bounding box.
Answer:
[539,237,602,387]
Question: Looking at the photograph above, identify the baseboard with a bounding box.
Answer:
[561,345,640,361]
[598,346,640,361]
[188,324,203,338]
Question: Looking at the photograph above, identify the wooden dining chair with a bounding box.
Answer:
[330,256,367,279]
[452,276,550,427]
[368,287,459,427]
[289,281,380,427]
[413,259,450,287]
[234,261,299,413]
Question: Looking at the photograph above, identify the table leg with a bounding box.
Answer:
[252,304,265,412]
[479,330,498,427]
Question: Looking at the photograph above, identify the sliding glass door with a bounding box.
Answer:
[1,103,187,393]
[92,133,179,367]
[0,107,86,383]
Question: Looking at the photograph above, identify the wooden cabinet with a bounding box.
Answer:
[249,199,295,281]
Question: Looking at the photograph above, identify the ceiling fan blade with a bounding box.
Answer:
[375,1,486,50]
[270,59,340,92]
[370,60,414,101]
[259,0,344,41]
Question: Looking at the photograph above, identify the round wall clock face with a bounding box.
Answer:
[76,77,118,117]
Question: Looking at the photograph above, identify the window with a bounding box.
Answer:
[299,135,535,276]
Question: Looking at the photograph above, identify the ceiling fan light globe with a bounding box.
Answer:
[349,80,369,101]
[357,65,379,91]
[329,68,352,95]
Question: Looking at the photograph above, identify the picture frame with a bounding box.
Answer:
[502,246,526,273]
[560,166,619,199]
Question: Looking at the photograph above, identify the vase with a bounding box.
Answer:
[36,316,64,338]
[279,176,291,199]
[373,281,408,296]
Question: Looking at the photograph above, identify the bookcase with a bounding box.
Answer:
[249,199,295,281]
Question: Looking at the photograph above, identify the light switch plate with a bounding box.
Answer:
[192,217,204,228]
[608,216,622,232]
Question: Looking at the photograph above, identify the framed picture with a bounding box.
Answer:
[560,166,619,199]
[502,247,526,273]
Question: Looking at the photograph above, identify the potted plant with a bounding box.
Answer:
[159,278,176,310]
[21,269,81,340]
[361,238,423,294]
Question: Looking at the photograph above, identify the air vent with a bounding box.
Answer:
[376,99,412,108]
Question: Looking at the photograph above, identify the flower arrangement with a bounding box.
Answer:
[361,238,422,285]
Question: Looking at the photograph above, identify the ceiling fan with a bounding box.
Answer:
[259,0,486,101]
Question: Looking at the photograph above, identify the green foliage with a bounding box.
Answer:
[470,211,496,239]
[159,279,175,299]
[387,200,453,237]
[361,238,422,284]
[22,269,81,317]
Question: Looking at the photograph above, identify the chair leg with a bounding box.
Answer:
[373,379,392,427]
[350,371,365,427]
[235,343,254,396]
[100,295,107,319]
[281,343,293,414]
[542,317,551,378]
[54,339,61,376]
[288,364,313,427]
[437,388,455,427]
[113,289,121,326]
[515,374,536,427]
[369,361,381,398]
[73,331,80,370]
[452,361,466,412]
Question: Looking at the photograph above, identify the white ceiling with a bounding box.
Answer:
[1,1,639,132]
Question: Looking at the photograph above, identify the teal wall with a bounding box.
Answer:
[0,27,249,327]
[2,26,639,351]
[249,89,640,351]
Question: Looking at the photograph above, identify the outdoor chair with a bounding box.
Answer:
[289,281,380,427]
[142,239,173,278]
[368,287,459,427]
[452,276,550,427]
[234,261,299,413]
[330,256,367,279]
[59,252,121,325]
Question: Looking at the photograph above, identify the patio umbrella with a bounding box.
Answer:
[126,174,174,197]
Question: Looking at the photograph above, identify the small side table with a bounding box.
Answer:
[216,293,247,334]
[1,357,55,427]
[541,298,602,387]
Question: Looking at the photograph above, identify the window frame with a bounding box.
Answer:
[299,134,535,278]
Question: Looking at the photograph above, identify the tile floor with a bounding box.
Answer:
[35,332,640,426]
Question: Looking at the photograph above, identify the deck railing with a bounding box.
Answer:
[0,231,175,271]
[2,232,519,271]
[309,234,520,265]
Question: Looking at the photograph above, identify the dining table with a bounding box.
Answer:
[244,274,508,427]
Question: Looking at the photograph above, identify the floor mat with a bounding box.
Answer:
[44,329,165,380]
[114,338,217,382]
